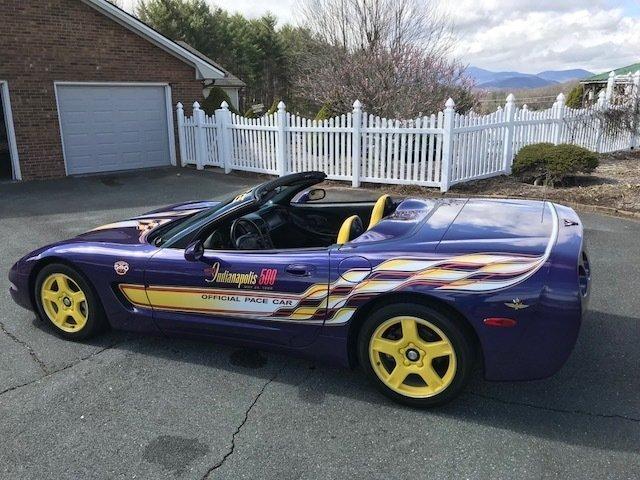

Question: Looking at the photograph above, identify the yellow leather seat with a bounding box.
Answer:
[368,194,391,230]
[337,215,364,245]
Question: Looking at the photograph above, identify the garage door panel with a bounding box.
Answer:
[113,132,138,144]
[57,85,171,175]
[95,133,118,143]
[116,110,139,121]
[66,136,93,152]
[94,112,118,124]
[97,154,119,167]
[67,145,94,157]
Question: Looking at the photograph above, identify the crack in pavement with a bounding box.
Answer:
[0,321,48,374]
[467,391,640,423]
[0,339,124,397]
[201,369,282,479]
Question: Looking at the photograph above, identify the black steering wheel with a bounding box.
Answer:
[230,216,273,250]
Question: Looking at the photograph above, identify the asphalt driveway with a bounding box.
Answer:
[0,167,638,479]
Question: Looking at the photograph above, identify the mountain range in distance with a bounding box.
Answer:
[466,66,594,90]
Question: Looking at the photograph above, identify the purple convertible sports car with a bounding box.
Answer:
[9,171,590,407]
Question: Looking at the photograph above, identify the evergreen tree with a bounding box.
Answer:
[137,0,315,112]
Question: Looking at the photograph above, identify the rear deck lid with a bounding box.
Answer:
[437,199,556,256]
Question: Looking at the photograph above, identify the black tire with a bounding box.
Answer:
[357,302,474,408]
[34,263,107,340]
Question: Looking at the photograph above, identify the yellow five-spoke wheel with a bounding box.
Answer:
[358,303,474,407]
[41,273,88,333]
[35,264,106,340]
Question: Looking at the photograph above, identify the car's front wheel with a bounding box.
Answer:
[358,303,474,407]
[34,263,107,340]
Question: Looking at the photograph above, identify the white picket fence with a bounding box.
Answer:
[176,89,638,192]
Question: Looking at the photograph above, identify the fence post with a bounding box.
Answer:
[193,101,206,170]
[176,102,186,167]
[351,100,362,187]
[215,101,232,173]
[631,70,640,150]
[502,93,516,174]
[440,98,455,193]
[605,70,615,103]
[276,101,287,176]
[597,88,607,109]
[553,93,565,145]
[595,90,607,153]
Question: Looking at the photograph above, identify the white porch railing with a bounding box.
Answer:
[177,87,638,192]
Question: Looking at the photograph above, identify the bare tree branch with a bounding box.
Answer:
[294,0,474,117]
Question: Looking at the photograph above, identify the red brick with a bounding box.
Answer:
[0,0,204,180]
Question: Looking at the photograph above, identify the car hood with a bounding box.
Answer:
[74,200,220,245]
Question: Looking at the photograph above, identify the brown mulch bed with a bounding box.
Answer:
[359,150,640,215]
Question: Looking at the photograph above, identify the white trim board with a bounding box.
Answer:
[165,86,177,166]
[81,0,225,80]
[0,81,22,181]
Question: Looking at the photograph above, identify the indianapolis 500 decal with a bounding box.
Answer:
[120,252,548,325]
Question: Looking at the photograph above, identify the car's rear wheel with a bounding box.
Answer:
[358,303,474,407]
[35,264,106,340]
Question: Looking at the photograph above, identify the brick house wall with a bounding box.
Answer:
[0,0,205,180]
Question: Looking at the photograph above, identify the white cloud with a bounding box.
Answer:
[119,0,640,73]
[443,0,640,73]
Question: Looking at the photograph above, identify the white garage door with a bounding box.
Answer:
[56,85,171,175]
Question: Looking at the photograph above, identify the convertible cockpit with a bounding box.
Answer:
[147,172,399,251]
[203,192,397,250]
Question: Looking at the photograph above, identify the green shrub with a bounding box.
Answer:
[512,143,598,186]
[512,143,555,183]
[550,144,599,177]
[565,84,584,109]
[265,100,279,116]
[314,102,334,121]
[200,87,239,115]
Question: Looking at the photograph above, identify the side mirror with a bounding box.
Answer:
[184,239,204,262]
[307,188,326,202]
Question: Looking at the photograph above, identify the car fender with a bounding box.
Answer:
[20,242,161,334]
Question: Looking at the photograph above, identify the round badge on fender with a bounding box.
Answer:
[114,261,129,276]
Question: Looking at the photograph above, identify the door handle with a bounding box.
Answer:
[286,264,313,276]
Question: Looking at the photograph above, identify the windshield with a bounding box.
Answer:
[149,195,245,246]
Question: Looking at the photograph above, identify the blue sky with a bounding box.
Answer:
[621,0,640,15]
[120,0,640,74]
